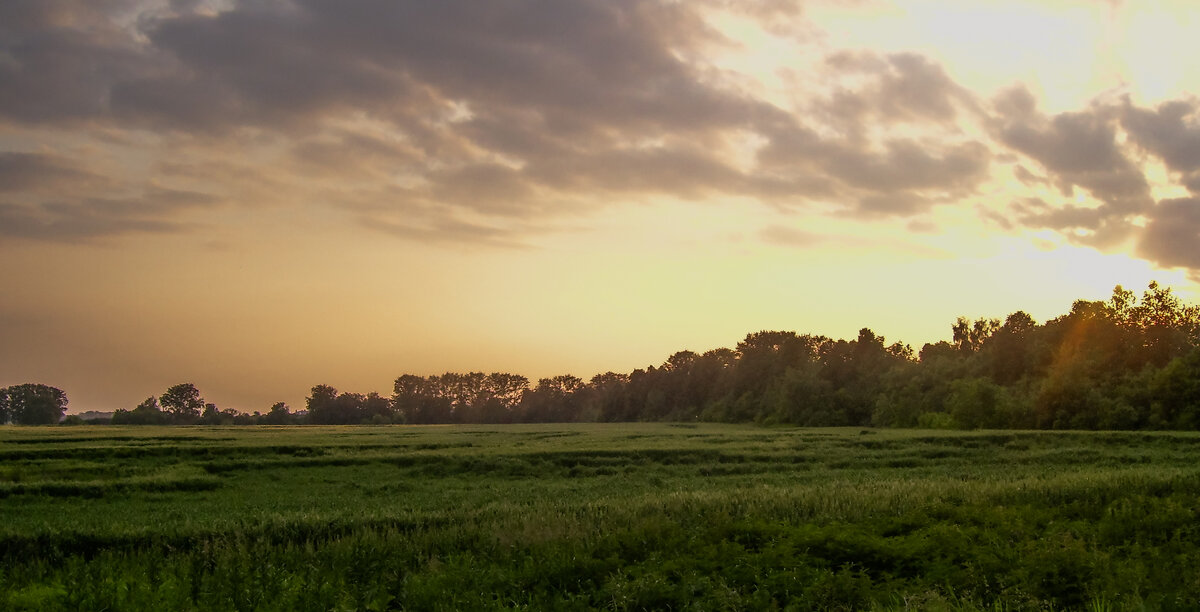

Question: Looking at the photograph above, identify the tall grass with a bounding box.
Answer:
[2,424,1198,610]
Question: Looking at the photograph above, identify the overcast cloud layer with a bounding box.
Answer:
[2,0,1197,272]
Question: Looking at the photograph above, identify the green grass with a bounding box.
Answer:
[2,424,1199,610]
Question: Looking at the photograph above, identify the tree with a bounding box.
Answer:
[1150,348,1200,429]
[4,384,68,425]
[361,392,393,423]
[112,396,169,425]
[983,311,1038,384]
[160,383,204,423]
[952,316,1000,353]
[307,385,371,424]
[520,375,586,422]
[0,387,9,424]
[262,402,294,425]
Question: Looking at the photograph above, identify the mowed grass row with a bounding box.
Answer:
[2,424,1199,610]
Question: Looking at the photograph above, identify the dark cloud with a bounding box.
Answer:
[821,52,977,128]
[856,193,927,216]
[0,152,98,192]
[986,87,1157,250]
[760,124,990,216]
[1122,98,1200,195]
[1,0,1113,246]
[0,0,155,123]
[1138,197,1200,270]
[1012,165,1047,187]
[826,140,989,194]
[988,92,1200,263]
[0,187,219,242]
[993,90,1151,216]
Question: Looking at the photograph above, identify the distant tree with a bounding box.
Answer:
[4,384,68,425]
[305,386,379,424]
[306,384,346,424]
[392,375,430,423]
[262,402,294,425]
[160,383,204,423]
[361,392,393,423]
[588,371,632,422]
[952,317,1000,353]
[199,402,222,425]
[0,387,9,424]
[520,375,586,422]
[112,396,169,425]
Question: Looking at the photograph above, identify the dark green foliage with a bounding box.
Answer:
[111,396,170,425]
[2,384,68,425]
[160,383,205,423]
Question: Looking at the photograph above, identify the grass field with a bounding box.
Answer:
[2,424,1199,610]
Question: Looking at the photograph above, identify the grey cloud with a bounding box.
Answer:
[822,52,976,127]
[109,0,756,138]
[290,132,425,180]
[1122,99,1200,194]
[363,210,532,250]
[826,140,989,194]
[0,152,98,192]
[0,0,155,123]
[0,0,1007,245]
[429,164,539,216]
[856,193,926,216]
[527,146,754,200]
[1138,198,1200,269]
[994,93,1150,216]
[760,124,990,216]
[0,187,219,242]
[1013,165,1047,187]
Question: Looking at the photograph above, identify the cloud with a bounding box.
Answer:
[1138,197,1200,270]
[0,187,219,242]
[0,152,100,192]
[760,225,823,247]
[0,0,155,124]
[992,89,1151,217]
[10,0,1175,252]
[820,51,979,128]
[1122,98,1200,195]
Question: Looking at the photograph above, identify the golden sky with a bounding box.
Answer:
[3,0,1200,412]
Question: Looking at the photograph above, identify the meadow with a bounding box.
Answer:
[2,424,1199,611]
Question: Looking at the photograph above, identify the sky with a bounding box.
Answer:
[3,0,1200,413]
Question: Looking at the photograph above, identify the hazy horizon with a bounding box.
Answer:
[4,0,1200,414]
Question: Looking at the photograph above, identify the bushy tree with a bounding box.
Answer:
[262,402,295,425]
[3,384,68,425]
[160,383,204,423]
[112,396,170,425]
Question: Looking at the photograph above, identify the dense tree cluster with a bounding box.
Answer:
[349,282,1200,430]
[10,282,1200,430]
[0,384,68,425]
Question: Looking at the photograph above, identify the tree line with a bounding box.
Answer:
[7,282,1200,430]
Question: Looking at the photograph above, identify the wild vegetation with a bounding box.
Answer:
[2,424,1199,610]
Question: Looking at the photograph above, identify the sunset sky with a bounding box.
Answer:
[4,0,1200,413]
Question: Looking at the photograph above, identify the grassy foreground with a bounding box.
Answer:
[2,424,1199,610]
